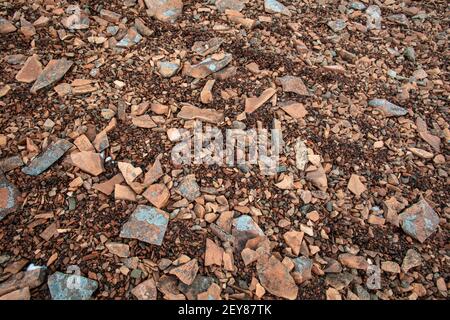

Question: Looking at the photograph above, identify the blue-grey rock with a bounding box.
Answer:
[178,275,215,300]
[368,99,407,117]
[215,0,245,12]
[232,215,265,251]
[387,14,409,26]
[48,271,98,300]
[264,0,291,16]
[399,199,439,243]
[350,2,366,10]
[328,19,347,32]
[404,47,416,62]
[178,175,200,201]
[292,256,313,284]
[157,60,180,78]
[22,139,73,176]
[116,27,142,47]
[120,205,169,245]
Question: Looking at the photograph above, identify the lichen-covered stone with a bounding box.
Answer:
[368,99,407,117]
[399,199,440,243]
[232,215,265,251]
[48,271,98,300]
[120,205,169,245]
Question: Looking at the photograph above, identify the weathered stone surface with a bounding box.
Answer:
[232,215,265,252]
[292,256,313,284]
[0,287,30,300]
[144,0,183,23]
[70,151,105,176]
[15,55,42,83]
[347,174,366,197]
[0,175,19,221]
[277,76,308,95]
[244,88,276,113]
[178,175,201,201]
[283,230,304,256]
[0,268,47,296]
[48,271,98,300]
[177,104,224,124]
[31,58,73,93]
[178,275,214,300]
[131,278,157,300]
[295,140,308,170]
[338,254,368,270]
[99,9,121,23]
[105,242,130,258]
[170,259,199,285]
[327,19,347,32]
[0,18,16,34]
[22,139,73,176]
[280,101,308,119]
[402,249,422,273]
[305,166,328,191]
[118,162,143,185]
[116,28,142,48]
[120,205,169,246]
[204,239,223,267]
[115,184,137,202]
[216,0,245,12]
[399,199,439,243]
[325,272,354,290]
[192,37,224,56]
[256,255,298,300]
[183,54,232,79]
[132,115,157,128]
[134,18,153,36]
[93,174,124,195]
[0,155,24,172]
[197,283,221,300]
[157,60,180,78]
[383,196,406,227]
[143,183,170,208]
[369,99,407,117]
[264,0,291,16]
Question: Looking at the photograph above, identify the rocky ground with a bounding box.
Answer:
[0,0,449,300]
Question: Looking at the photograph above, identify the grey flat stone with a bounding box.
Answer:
[22,139,73,176]
[48,271,98,300]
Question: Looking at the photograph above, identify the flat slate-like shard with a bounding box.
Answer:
[31,58,73,93]
[22,139,73,176]
[120,205,169,245]
[48,272,98,300]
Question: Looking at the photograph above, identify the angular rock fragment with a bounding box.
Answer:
[347,174,366,197]
[305,166,328,191]
[328,19,347,32]
[325,272,354,290]
[183,54,232,79]
[132,278,157,300]
[216,0,245,12]
[20,17,35,38]
[178,175,201,201]
[31,59,73,93]
[142,183,170,208]
[157,60,180,78]
[0,268,47,296]
[399,199,439,243]
[369,99,407,117]
[0,175,19,221]
[105,242,130,258]
[144,158,164,185]
[402,249,422,273]
[93,174,124,195]
[277,75,308,95]
[0,18,16,34]
[22,139,73,176]
[295,140,308,170]
[132,115,157,128]
[232,215,265,251]
[338,254,368,270]
[144,0,183,23]
[197,283,221,300]
[0,287,30,300]
[48,272,98,300]
[292,256,313,284]
[115,184,137,202]
[15,55,42,83]
[100,9,121,23]
[280,101,308,119]
[204,239,223,267]
[244,88,276,113]
[169,259,199,285]
[120,205,169,245]
[177,104,224,124]
[200,79,215,104]
[283,230,304,256]
[256,255,298,300]
[264,0,291,16]
[116,28,142,48]
[192,37,224,56]
[177,275,214,300]
[118,162,143,185]
[134,18,153,36]
[70,151,105,176]
[0,155,24,172]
